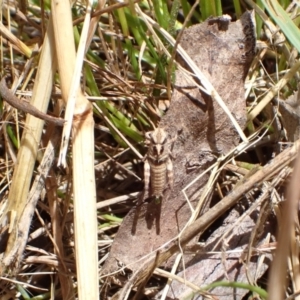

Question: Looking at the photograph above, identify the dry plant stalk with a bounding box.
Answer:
[0,22,32,57]
[50,0,98,298]
[267,146,300,300]
[0,19,58,270]
[0,18,75,299]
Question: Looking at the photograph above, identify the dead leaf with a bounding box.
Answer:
[102,10,257,293]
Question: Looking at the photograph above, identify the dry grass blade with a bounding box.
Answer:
[58,0,92,166]
[247,60,300,123]
[267,146,300,299]
[8,129,60,260]
[154,266,212,298]
[0,19,58,272]
[50,0,98,298]
[0,22,32,58]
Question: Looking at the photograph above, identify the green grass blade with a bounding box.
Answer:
[204,281,268,299]
[262,0,300,53]
[7,124,19,149]
[85,65,143,144]
[233,0,242,18]
[200,0,222,20]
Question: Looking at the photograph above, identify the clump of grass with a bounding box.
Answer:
[1,0,300,299]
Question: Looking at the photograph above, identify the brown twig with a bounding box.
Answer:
[0,77,65,126]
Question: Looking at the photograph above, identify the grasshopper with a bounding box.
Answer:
[144,128,176,200]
